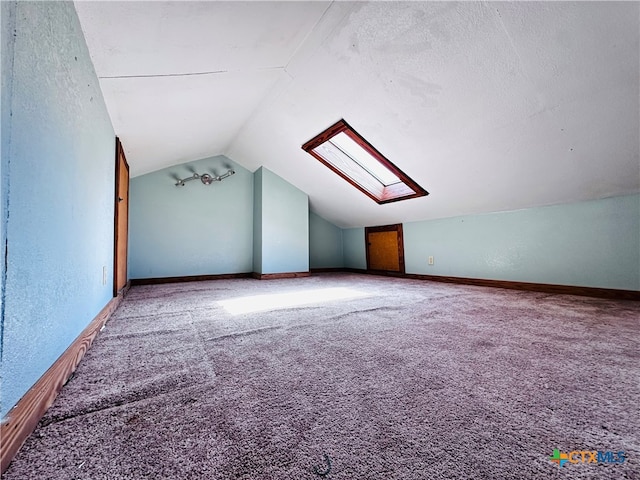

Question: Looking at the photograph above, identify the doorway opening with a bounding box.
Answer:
[113,137,129,296]
[365,224,405,273]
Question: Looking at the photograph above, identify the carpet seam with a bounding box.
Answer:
[38,381,213,428]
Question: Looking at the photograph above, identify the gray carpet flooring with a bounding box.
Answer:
[3,273,639,479]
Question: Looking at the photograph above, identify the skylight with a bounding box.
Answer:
[302,119,428,204]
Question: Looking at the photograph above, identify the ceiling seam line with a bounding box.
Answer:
[224,1,343,157]
[283,0,335,75]
[491,3,533,85]
[99,66,286,80]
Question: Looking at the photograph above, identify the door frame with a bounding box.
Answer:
[365,223,405,274]
[113,137,129,296]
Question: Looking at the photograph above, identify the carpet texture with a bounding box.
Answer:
[3,273,639,479]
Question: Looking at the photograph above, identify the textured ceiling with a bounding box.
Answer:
[75,1,639,228]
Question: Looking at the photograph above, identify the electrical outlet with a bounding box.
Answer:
[102,266,107,285]
[428,256,434,266]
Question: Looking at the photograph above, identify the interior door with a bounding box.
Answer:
[365,224,405,273]
[114,137,129,295]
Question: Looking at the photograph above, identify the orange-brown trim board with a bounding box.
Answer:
[0,284,129,474]
[130,272,311,285]
[310,269,640,301]
[252,272,311,280]
[131,273,252,285]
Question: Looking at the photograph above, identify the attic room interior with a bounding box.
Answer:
[0,1,638,478]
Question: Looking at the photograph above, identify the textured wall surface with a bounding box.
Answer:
[253,167,263,274]
[1,0,17,364]
[342,227,366,270]
[403,194,640,290]
[128,156,253,279]
[309,212,343,269]
[1,2,115,418]
[254,167,309,274]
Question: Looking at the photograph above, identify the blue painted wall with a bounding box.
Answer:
[342,227,367,270]
[403,195,640,290]
[1,2,115,418]
[253,167,263,273]
[1,0,17,363]
[309,212,344,269]
[253,167,309,274]
[129,156,253,279]
[130,165,311,278]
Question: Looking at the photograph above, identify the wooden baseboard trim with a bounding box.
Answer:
[252,272,311,280]
[131,273,252,286]
[131,272,314,284]
[403,273,640,300]
[341,268,367,274]
[310,268,345,273]
[116,280,131,296]
[0,290,126,474]
[313,269,639,300]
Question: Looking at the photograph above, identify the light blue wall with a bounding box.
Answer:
[129,156,253,279]
[343,227,367,270]
[252,167,263,273]
[309,212,344,269]
[1,0,17,363]
[254,167,309,274]
[1,2,115,418]
[403,195,640,290]
[130,164,311,279]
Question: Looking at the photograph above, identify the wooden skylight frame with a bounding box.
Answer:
[302,119,428,204]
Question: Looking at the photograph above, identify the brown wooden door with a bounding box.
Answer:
[114,138,129,295]
[365,224,405,273]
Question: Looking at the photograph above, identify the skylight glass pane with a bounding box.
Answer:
[312,142,384,197]
[330,132,401,186]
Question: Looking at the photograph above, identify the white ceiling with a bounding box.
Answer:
[75,1,639,228]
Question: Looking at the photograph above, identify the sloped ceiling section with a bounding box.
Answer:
[74,1,331,175]
[76,1,639,228]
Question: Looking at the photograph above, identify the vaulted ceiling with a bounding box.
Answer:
[75,1,639,228]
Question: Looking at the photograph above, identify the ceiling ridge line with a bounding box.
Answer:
[225,2,354,160]
[283,0,335,75]
[491,3,533,86]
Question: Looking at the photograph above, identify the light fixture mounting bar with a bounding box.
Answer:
[175,169,235,187]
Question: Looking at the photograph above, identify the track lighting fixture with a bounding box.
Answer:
[175,169,235,187]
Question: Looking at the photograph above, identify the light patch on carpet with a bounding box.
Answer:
[218,287,370,314]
